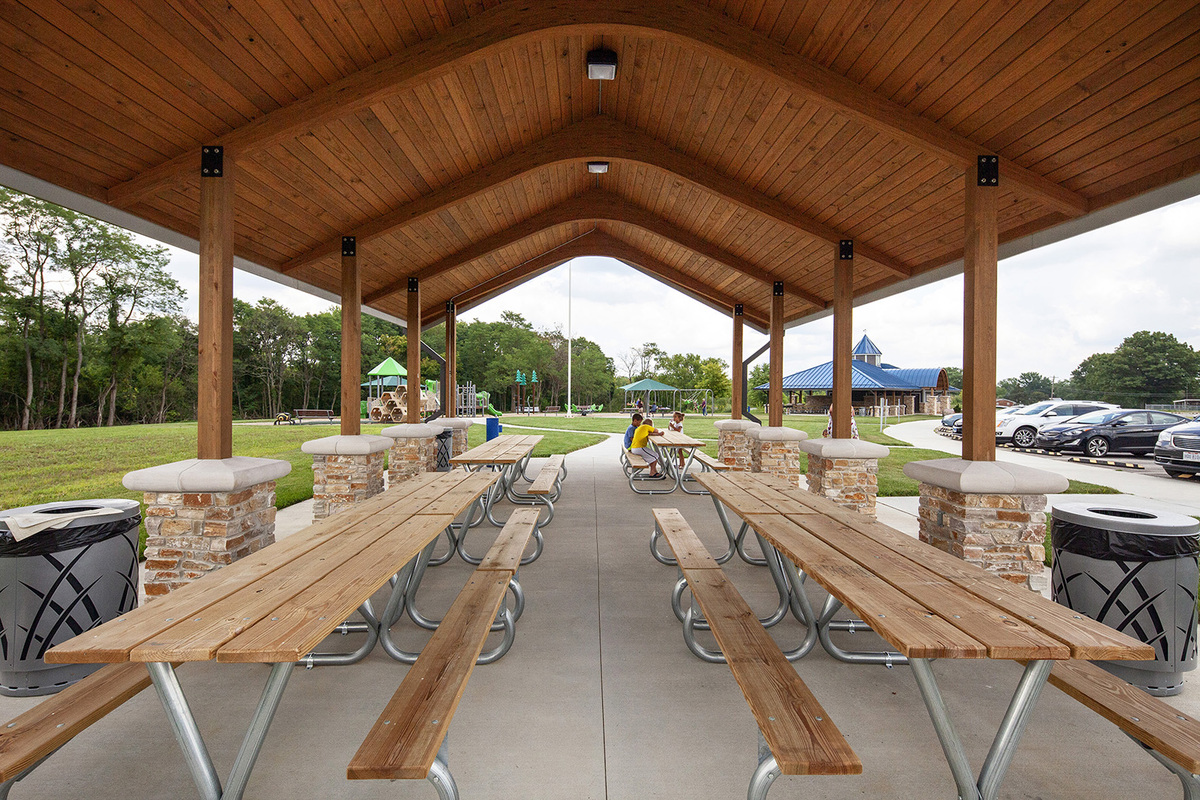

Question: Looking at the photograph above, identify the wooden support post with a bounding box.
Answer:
[445,301,457,417]
[833,241,853,439]
[963,156,999,461]
[731,304,744,420]
[407,278,421,423]
[769,282,784,427]
[340,237,361,436]
[197,146,233,460]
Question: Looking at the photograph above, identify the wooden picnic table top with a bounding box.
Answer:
[46,470,500,666]
[693,471,1154,663]
[450,434,543,465]
[652,430,706,448]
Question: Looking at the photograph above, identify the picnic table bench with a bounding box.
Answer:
[681,470,1156,800]
[41,470,500,800]
[655,508,861,799]
[290,408,335,423]
[451,435,557,542]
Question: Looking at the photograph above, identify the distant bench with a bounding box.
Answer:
[544,405,561,414]
[292,408,335,423]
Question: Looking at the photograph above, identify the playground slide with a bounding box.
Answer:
[486,404,503,416]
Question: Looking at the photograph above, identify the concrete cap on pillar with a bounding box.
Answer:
[381,423,445,439]
[438,418,473,431]
[123,456,292,493]
[747,426,808,442]
[799,438,889,459]
[713,420,761,432]
[903,458,1069,494]
[300,434,393,456]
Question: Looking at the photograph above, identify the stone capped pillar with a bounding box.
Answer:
[124,457,291,598]
[715,419,759,470]
[440,417,472,457]
[383,423,445,485]
[301,434,392,522]
[904,459,1068,592]
[749,426,808,486]
[799,438,889,517]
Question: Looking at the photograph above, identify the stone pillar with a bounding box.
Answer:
[904,459,1068,592]
[799,439,889,517]
[715,419,758,470]
[124,457,291,598]
[383,423,444,485]
[749,427,808,486]
[301,434,391,522]
[440,417,472,457]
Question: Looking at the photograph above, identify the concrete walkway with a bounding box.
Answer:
[0,434,1192,799]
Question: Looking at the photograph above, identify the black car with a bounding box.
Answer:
[1036,409,1189,457]
[1155,419,1200,477]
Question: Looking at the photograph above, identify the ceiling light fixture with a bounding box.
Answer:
[586,48,618,80]
[586,161,610,174]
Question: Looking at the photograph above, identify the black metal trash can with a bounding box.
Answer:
[1051,503,1199,696]
[0,499,141,696]
[435,428,453,472]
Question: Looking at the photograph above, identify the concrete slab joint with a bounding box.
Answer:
[714,419,759,471]
[800,438,890,517]
[904,458,1069,592]
[125,457,291,598]
[301,435,391,522]
[382,422,446,485]
[748,426,807,486]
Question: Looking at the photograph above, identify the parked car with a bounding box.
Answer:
[941,412,963,428]
[1036,409,1189,457]
[995,399,1116,448]
[1155,419,1200,478]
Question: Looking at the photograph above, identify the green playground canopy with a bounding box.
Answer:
[620,378,676,392]
[368,357,406,377]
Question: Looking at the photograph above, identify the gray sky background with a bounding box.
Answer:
[167,193,1200,382]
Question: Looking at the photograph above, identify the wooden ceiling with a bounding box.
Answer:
[2,0,1198,331]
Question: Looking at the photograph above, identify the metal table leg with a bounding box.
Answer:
[677,447,711,495]
[147,661,295,800]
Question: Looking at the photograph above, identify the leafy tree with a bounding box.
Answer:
[747,362,771,408]
[996,372,1053,405]
[944,367,963,391]
[697,357,731,401]
[1071,331,1200,406]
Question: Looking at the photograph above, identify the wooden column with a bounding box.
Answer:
[832,241,854,439]
[197,146,233,460]
[963,156,999,461]
[769,282,784,427]
[340,237,361,436]
[407,278,421,423]
[445,301,457,417]
[731,304,744,420]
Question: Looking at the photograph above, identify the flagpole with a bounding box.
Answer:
[566,261,573,417]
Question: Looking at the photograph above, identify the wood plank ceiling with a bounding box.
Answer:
[1,0,1198,332]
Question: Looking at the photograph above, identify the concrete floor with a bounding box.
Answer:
[1,432,1195,799]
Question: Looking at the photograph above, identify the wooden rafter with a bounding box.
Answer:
[280,116,911,278]
[361,190,826,309]
[105,0,1086,218]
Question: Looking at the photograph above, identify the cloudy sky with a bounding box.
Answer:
[167,193,1200,382]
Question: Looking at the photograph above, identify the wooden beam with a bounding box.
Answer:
[444,301,456,418]
[340,237,361,436]
[279,116,911,279]
[363,191,825,309]
[769,283,785,428]
[963,158,999,462]
[197,146,232,460]
[407,278,421,424]
[106,1,1086,218]
[732,305,744,420]
[832,243,853,439]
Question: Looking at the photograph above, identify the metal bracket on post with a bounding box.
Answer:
[341,236,356,257]
[421,340,447,422]
[200,145,223,177]
[977,155,999,186]
[742,340,770,424]
[839,239,853,260]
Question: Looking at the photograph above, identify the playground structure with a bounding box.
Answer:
[621,379,712,416]
[363,356,441,423]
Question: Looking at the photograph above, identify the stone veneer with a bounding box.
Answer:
[799,438,889,517]
[748,426,808,486]
[714,419,759,471]
[301,434,392,521]
[439,417,473,457]
[904,459,1068,592]
[124,457,291,598]
[382,422,445,485]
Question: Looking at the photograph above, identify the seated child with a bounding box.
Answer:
[624,413,641,450]
[630,415,664,477]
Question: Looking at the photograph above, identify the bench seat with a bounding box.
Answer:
[527,454,564,496]
[654,509,860,798]
[691,451,729,471]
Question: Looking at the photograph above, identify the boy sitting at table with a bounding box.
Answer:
[629,414,665,478]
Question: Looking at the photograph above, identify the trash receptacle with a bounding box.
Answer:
[1051,503,1199,696]
[486,417,502,441]
[435,428,453,471]
[0,499,141,696]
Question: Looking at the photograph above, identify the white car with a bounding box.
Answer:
[995,399,1117,448]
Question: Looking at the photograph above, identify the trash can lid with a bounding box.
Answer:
[0,499,141,533]
[1052,503,1199,537]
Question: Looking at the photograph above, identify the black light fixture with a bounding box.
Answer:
[586,48,618,80]
[586,161,610,174]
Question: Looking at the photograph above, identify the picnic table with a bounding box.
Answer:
[450,433,548,529]
[689,470,1155,800]
[627,429,707,495]
[43,470,500,800]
